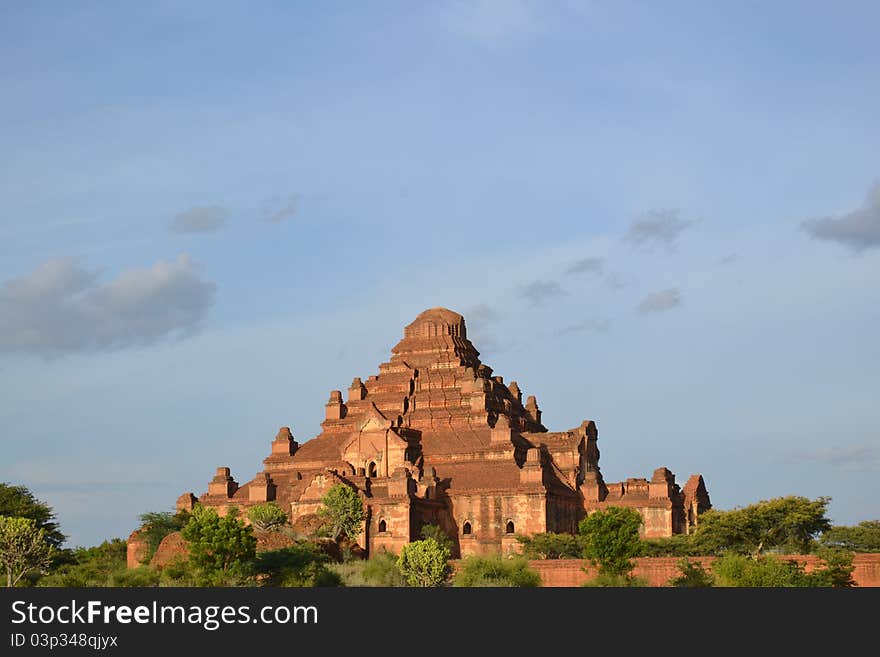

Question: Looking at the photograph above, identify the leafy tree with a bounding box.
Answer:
[821,521,880,553]
[396,538,450,587]
[517,532,584,559]
[668,558,714,587]
[136,510,190,563]
[578,507,643,576]
[317,484,365,541]
[39,539,128,587]
[0,516,55,587]
[420,524,454,553]
[247,503,289,532]
[252,544,340,587]
[180,505,256,585]
[692,496,831,557]
[0,483,65,548]
[452,555,541,587]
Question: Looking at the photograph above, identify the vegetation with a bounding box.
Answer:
[330,551,408,587]
[691,496,831,557]
[820,521,880,552]
[581,573,648,587]
[0,483,66,548]
[579,506,643,577]
[317,484,365,541]
[39,539,128,587]
[420,524,454,553]
[180,505,257,585]
[247,502,289,532]
[668,558,715,587]
[136,510,190,563]
[452,554,541,587]
[252,543,341,586]
[0,516,55,587]
[397,538,451,587]
[516,532,583,559]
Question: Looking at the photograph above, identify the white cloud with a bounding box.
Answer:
[624,209,696,252]
[788,445,880,472]
[0,254,216,356]
[170,205,228,233]
[637,288,681,314]
[801,181,880,252]
[262,194,299,223]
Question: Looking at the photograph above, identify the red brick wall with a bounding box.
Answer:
[529,554,880,587]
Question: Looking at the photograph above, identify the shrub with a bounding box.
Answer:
[452,555,541,587]
[247,503,288,532]
[712,554,812,587]
[517,532,583,559]
[397,538,450,587]
[38,539,128,587]
[420,524,454,553]
[668,558,714,587]
[252,543,340,587]
[331,551,408,587]
[180,505,256,586]
[109,566,160,587]
[317,485,365,541]
[136,510,189,563]
[581,573,648,587]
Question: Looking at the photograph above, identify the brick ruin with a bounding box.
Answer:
[169,307,711,557]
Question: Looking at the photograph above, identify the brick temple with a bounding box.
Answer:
[175,307,710,556]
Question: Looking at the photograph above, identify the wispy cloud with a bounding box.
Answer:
[518,280,565,306]
[170,205,229,233]
[801,181,880,252]
[624,209,696,252]
[637,288,682,314]
[262,194,299,223]
[0,254,216,357]
[558,318,611,335]
[566,257,604,276]
[787,445,880,472]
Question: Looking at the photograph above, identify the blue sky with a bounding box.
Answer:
[1,1,878,547]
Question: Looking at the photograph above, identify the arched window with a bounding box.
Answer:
[368,462,377,478]
[505,520,515,534]
[378,519,387,533]
[462,521,472,535]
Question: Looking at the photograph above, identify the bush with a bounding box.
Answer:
[39,539,128,587]
[247,503,288,532]
[252,544,340,587]
[640,534,696,557]
[581,572,648,587]
[180,505,256,586]
[453,555,541,587]
[808,548,856,588]
[420,524,454,553]
[517,532,583,559]
[317,485,365,541]
[330,551,408,587]
[397,538,451,587]
[668,558,714,587]
[109,566,160,587]
[712,554,812,587]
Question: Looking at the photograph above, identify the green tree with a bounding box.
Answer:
[692,496,831,557]
[452,555,541,587]
[0,483,65,548]
[668,558,714,587]
[247,503,289,532]
[180,505,256,585]
[396,538,450,587]
[821,521,880,553]
[317,484,365,541]
[578,507,643,577]
[136,510,190,563]
[640,534,696,557]
[0,516,55,587]
[516,532,583,559]
[39,539,128,587]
